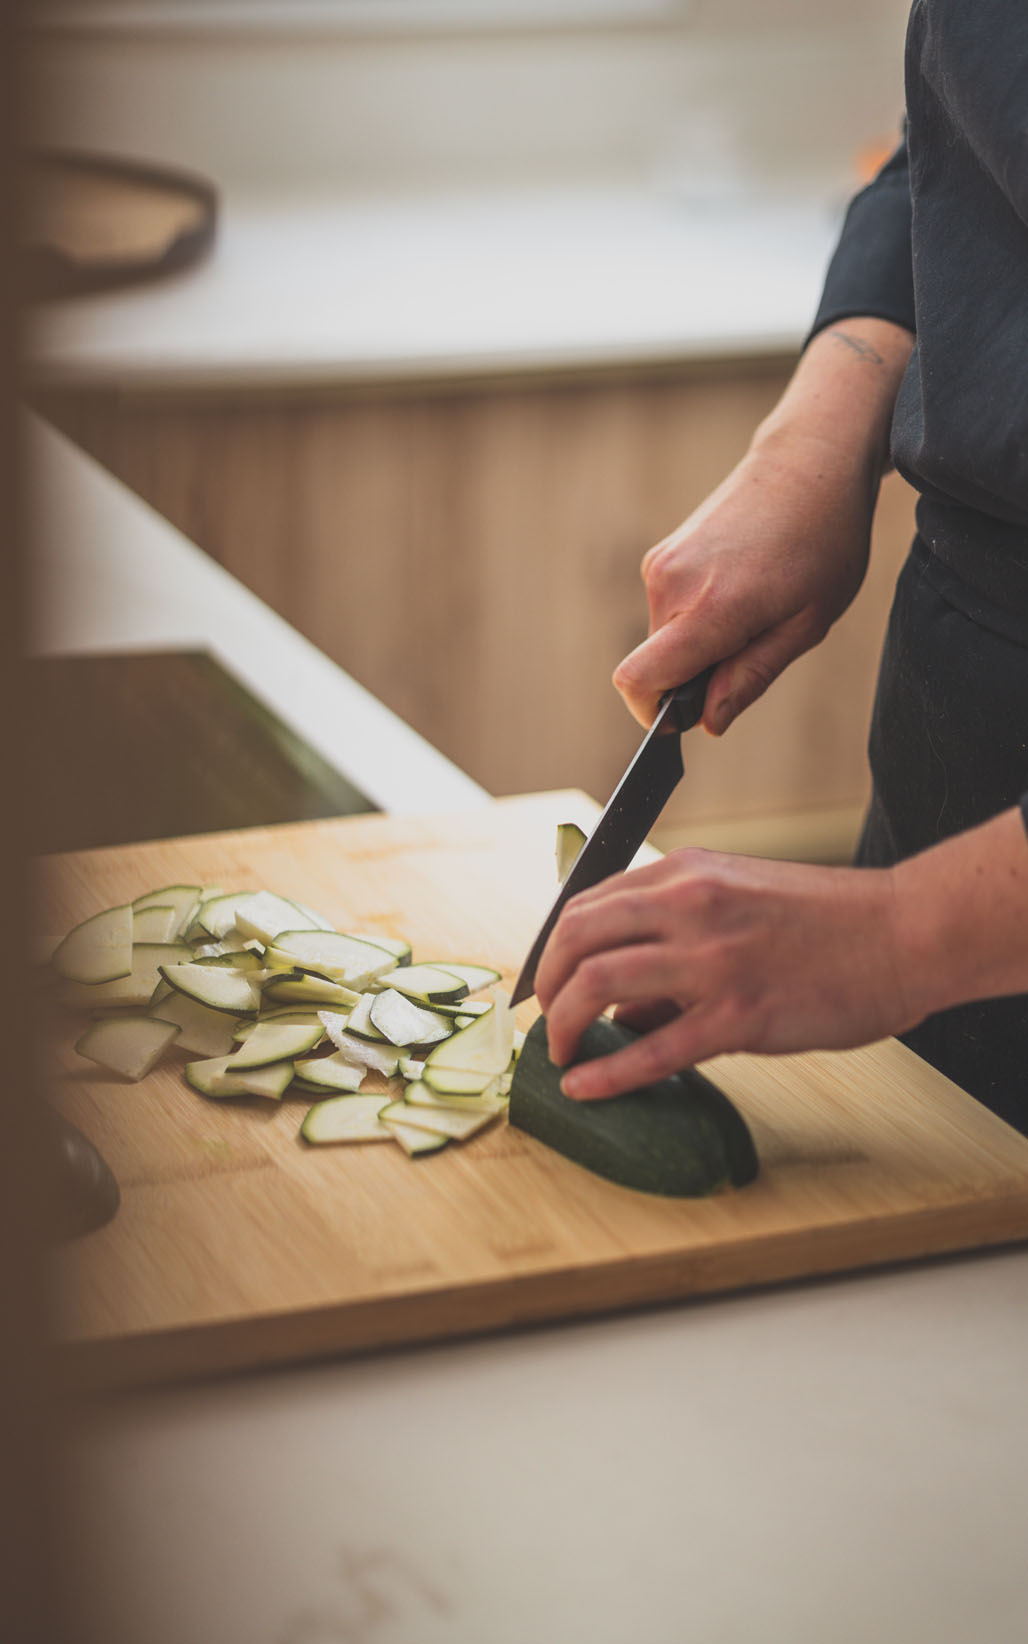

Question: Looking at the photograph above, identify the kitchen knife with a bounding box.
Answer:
[510,665,715,1005]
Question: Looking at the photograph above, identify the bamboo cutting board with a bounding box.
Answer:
[39,792,1028,1386]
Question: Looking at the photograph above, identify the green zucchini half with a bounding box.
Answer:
[508,1015,758,1197]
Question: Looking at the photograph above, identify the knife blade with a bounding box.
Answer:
[510,665,714,1006]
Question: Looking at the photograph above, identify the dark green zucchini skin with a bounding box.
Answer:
[509,1015,758,1197]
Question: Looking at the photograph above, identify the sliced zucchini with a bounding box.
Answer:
[343,930,412,966]
[398,1055,426,1082]
[381,1117,449,1157]
[184,1055,294,1101]
[234,1008,325,1039]
[226,1020,324,1069]
[232,891,324,945]
[191,890,257,939]
[300,1094,393,1145]
[130,904,180,945]
[379,1098,500,1142]
[191,948,266,972]
[556,821,588,883]
[289,898,337,932]
[261,973,360,1009]
[423,988,515,1082]
[377,963,468,1005]
[132,884,202,937]
[368,989,453,1048]
[404,1077,502,1113]
[60,942,193,1011]
[52,903,133,985]
[343,992,387,1041]
[271,930,397,988]
[317,1014,401,1077]
[430,961,502,993]
[149,990,242,1058]
[75,1014,179,1081]
[292,1053,365,1093]
[421,1065,502,1098]
[160,961,263,1016]
[508,1015,759,1197]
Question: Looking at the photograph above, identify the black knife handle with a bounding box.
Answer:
[660,665,716,733]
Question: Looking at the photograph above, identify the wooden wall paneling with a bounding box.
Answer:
[36,366,916,832]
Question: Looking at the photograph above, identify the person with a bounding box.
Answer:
[535,0,1028,1134]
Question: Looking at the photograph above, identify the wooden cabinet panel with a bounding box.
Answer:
[38,365,916,839]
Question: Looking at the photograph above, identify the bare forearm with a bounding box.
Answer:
[754,317,915,482]
[894,806,1028,1018]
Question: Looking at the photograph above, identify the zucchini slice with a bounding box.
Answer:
[292,1053,365,1093]
[404,1077,502,1113]
[130,904,181,945]
[75,1015,179,1081]
[342,930,412,966]
[556,821,587,883]
[317,1014,402,1077]
[343,992,387,1041]
[429,961,502,993]
[192,890,257,939]
[132,885,202,937]
[271,930,397,988]
[421,1065,502,1098]
[59,942,193,1011]
[261,973,360,1009]
[379,1098,500,1142]
[381,1117,449,1156]
[377,963,469,1005]
[300,1094,393,1145]
[184,1056,294,1101]
[368,988,453,1048]
[232,891,325,945]
[226,1020,324,1069]
[159,961,263,1016]
[423,988,514,1082]
[192,948,265,972]
[52,903,134,985]
[508,1016,758,1198]
[149,991,242,1058]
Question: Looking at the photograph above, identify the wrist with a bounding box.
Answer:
[889,809,1028,1023]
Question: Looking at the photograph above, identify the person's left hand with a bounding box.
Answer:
[534,848,918,1100]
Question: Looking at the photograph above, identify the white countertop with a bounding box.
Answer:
[29,186,840,388]
[34,415,1028,1644]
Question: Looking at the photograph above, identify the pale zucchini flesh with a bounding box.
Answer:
[184,1055,294,1101]
[149,990,242,1058]
[60,942,193,1011]
[75,1015,180,1081]
[292,1053,365,1092]
[159,961,264,1016]
[379,1098,500,1141]
[368,988,453,1048]
[52,903,134,985]
[381,1117,449,1156]
[226,1020,325,1069]
[300,1094,393,1144]
[378,963,469,1005]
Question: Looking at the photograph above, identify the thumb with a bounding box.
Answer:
[613,612,719,729]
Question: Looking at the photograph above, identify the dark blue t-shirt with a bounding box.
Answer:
[810,0,1028,619]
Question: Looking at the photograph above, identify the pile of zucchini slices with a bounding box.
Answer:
[49,886,521,1159]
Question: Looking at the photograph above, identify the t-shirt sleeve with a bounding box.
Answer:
[806,138,916,343]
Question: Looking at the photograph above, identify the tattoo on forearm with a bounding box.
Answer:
[829,329,885,366]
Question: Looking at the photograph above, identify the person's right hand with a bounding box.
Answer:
[613,319,915,734]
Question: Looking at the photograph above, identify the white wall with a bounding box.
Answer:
[30,2,910,202]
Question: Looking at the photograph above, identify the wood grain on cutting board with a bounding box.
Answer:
[38,792,1028,1386]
